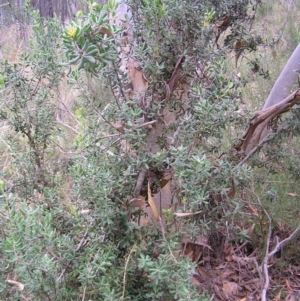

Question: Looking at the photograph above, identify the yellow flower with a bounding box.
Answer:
[66,27,77,38]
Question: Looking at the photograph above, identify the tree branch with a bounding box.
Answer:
[134,169,146,197]
[236,88,300,154]
[247,186,300,301]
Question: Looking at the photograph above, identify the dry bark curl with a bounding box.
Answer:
[236,87,300,154]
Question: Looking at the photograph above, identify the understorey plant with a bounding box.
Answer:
[0,9,72,301]
[61,0,261,300]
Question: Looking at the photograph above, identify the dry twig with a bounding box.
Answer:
[121,244,137,301]
[248,186,300,301]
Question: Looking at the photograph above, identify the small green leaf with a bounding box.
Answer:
[228,82,234,89]
[84,55,96,64]
[0,180,5,191]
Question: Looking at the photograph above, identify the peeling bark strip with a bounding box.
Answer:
[164,56,185,102]
[236,88,300,153]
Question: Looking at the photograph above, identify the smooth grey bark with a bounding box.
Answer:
[263,43,300,109]
[67,0,77,18]
[244,44,300,153]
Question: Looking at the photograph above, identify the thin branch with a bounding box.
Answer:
[99,145,116,157]
[248,0,260,32]
[268,225,300,258]
[56,120,79,134]
[102,137,122,151]
[159,216,177,263]
[109,80,121,110]
[121,244,137,301]
[57,229,89,282]
[76,80,113,128]
[236,134,269,167]
[55,91,80,125]
[261,207,272,301]
[82,286,86,301]
[96,133,121,140]
[247,185,300,301]
[134,120,157,129]
[112,61,128,103]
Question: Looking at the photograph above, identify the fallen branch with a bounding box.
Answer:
[261,223,300,301]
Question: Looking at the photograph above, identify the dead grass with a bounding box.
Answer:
[0,24,28,62]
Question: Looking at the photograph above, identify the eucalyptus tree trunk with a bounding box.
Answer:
[113,3,167,221]
[38,0,54,18]
[263,44,300,109]
[240,44,300,154]
[14,0,29,49]
[67,0,77,18]
[29,0,76,22]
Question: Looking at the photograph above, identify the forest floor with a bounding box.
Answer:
[184,201,300,301]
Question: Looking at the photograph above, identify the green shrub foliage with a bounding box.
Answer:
[0,0,262,300]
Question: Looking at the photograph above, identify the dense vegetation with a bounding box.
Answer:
[0,0,300,300]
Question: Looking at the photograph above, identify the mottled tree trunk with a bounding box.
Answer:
[38,0,54,18]
[115,2,181,222]
[242,44,300,154]
[14,0,29,49]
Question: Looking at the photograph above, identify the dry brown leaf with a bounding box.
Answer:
[182,236,212,251]
[6,280,24,291]
[273,288,283,301]
[225,255,233,262]
[235,39,245,67]
[129,195,145,208]
[286,279,292,292]
[191,275,201,286]
[147,181,159,222]
[196,235,212,250]
[287,192,297,197]
[111,121,125,134]
[127,58,148,93]
[278,221,287,231]
[214,15,232,45]
[248,204,259,216]
[174,210,202,217]
[223,281,239,295]
[160,178,169,189]
[248,223,256,240]
[99,27,113,38]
